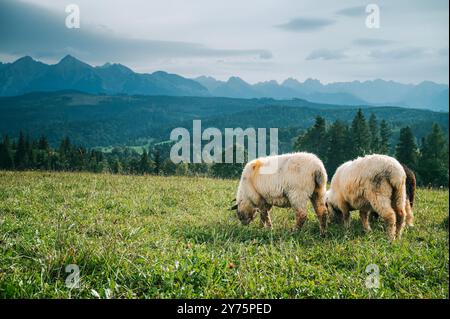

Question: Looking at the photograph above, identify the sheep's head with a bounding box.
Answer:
[325,190,343,223]
[230,199,258,225]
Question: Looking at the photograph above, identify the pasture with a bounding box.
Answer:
[0,171,448,298]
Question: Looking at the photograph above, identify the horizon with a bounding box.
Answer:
[2,53,448,87]
[0,0,448,84]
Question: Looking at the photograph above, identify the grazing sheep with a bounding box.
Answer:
[326,154,407,240]
[230,152,328,235]
[370,163,416,227]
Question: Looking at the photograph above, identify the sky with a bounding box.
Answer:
[0,0,448,84]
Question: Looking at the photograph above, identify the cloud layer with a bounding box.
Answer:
[276,17,335,32]
[0,0,271,65]
[306,49,347,60]
[0,0,448,84]
[335,6,366,17]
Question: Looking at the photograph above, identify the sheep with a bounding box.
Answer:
[326,154,407,240]
[230,152,328,235]
[370,163,416,228]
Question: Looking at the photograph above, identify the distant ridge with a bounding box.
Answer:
[195,75,449,111]
[0,55,210,98]
[0,55,448,111]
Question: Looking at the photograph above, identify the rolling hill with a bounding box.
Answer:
[0,91,447,149]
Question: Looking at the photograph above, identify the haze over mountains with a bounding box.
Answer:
[0,55,448,111]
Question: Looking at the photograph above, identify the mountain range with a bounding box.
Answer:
[0,55,448,111]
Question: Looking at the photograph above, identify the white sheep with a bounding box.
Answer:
[231,152,328,235]
[326,154,407,240]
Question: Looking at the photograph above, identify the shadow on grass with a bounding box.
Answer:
[175,217,371,246]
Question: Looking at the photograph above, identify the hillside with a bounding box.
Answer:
[0,91,447,149]
[0,91,447,148]
[0,171,448,298]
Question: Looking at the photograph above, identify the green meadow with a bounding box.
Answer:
[0,171,448,298]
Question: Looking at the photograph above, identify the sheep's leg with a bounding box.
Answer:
[342,208,351,230]
[405,201,414,227]
[359,209,372,233]
[310,190,328,236]
[395,207,406,239]
[295,209,308,230]
[289,193,309,231]
[259,209,272,229]
[370,198,397,241]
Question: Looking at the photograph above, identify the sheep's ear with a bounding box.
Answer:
[230,204,238,211]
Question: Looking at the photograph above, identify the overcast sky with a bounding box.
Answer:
[0,0,448,84]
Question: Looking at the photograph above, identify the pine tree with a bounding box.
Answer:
[379,120,391,155]
[395,126,418,170]
[139,149,151,174]
[38,135,49,150]
[14,131,29,170]
[58,137,72,170]
[153,149,161,175]
[161,158,177,176]
[326,120,350,177]
[111,158,122,174]
[35,135,51,170]
[211,144,246,179]
[350,109,371,157]
[0,135,14,169]
[417,124,449,187]
[368,113,380,153]
[294,116,328,160]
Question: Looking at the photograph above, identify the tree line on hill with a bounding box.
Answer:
[294,110,448,186]
[0,110,448,187]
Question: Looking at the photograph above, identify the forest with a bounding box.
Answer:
[1,109,448,187]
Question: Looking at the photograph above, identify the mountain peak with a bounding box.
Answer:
[98,62,133,74]
[227,76,248,85]
[13,55,35,65]
[152,70,169,76]
[60,54,76,61]
[58,54,86,66]
[282,77,300,86]
[303,78,322,85]
[99,62,112,68]
[195,75,217,81]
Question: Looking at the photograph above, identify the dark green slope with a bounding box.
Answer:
[0,91,447,148]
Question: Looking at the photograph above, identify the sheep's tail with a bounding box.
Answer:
[314,169,327,191]
[390,176,407,216]
[401,164,416,208]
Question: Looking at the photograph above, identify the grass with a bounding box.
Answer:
[0,171,448,299]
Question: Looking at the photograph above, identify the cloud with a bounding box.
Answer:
[336,5,366,17]
[0,0,272,64]
[369,47,427,60]
[353,38,395,47]
[306,49,347,60]
[258,51,273,59]
[438,47,449,57]
[275,17,335,32]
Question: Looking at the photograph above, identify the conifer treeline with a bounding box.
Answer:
[0,110,448,186]
[294,110,448,186]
